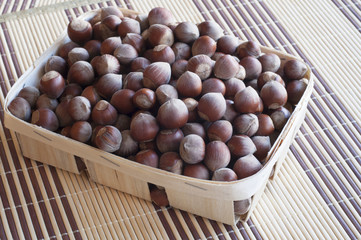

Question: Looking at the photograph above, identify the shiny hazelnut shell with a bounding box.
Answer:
[197,92,226,122]
[91,100,118,125]
[8,97,31,121]
[227,135,257,157]
[31,108,59,131]
[130,113,159,142]
[204,141,231,172]
[233,154,262,179]
[179,134,205,164]
[157,98,189,129]
[94,125,122,152]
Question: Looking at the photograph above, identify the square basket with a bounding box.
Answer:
[4,8,314,225]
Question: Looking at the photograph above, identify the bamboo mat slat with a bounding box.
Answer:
[0,0,361,239]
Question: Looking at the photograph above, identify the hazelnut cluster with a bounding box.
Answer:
[9,7,308,207]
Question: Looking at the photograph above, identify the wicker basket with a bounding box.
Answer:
[4,8,314,225]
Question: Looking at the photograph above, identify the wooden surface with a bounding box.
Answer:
[0,0,361,239]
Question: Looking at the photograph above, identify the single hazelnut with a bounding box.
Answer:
[36,94,58,111]
[149,45,175,64]
[130,57,151,72]
[116,130,139,157]
[224,78,246,99]
[259,53,281,73]
[117,17,141,38]
[39,71,65,99]
[187,54,214,80]
[260,81,288,109]
[101,15,121,31]
[201,78,226,95]
[31,108,59,131]
[132,88,156,110]
[257,71,285,89]
[114,44,138,65]
[283,59,307,80]
[198,92,226,122]
[150,185,169,207]
[57,41,79,59]
[179,134,205,164]
[181,123,206,139]
[8,97,31,121]
[18,86,40,108]
[95,73,123,99]
[234,86,261,113]
[148,7,175,26]
[123,33,145,53]
[174,21,199,43]
[124,72,144,91]
[239,56,262,80]
[227,135,256,157]
[67,18,92,44]
[255,114,274,136]
[68,61,95,86]
[176,71,202,98]
[212,168,238,181]
[207,120,233,142]
[136,14,149,31]
[100,37,122,55]
[156,128,184,153]
[147,24,174,47]
[192,35,217,57]
[237,41,261,58]
[213,55,240,80]
[171,59,188,78]
[70,121,92,143]
[233,114,259,137]
[114,114,131,131]
[94,125,122,153]
[204,141,231,171]
[67,47,89,66]
[130,113,159,142]
[172,42,191,60]
[157,98,188,129]
[68,96,91,121]
[286,79,308,105]
[233,154,262,179]
[60,83,82,101]
[92,54,121,76]
[198,20,224,41]
[110,89,136,114]
[269,106,291,131]
[234,198,252,215]
[100,6,124,20]
[252,136,271,161]
[92,22,117,41]
[91,100,118,125]
[183,163,210,180]
[155,84,178,105]
[81,86,101,107]
[55,98,73,127]
[135,149,159,168]
[159,152,183,175]
[217,35,239,54]
[143,62,171,90]
[44,56,67,77]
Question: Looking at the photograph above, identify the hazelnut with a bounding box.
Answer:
[132,88,156,110]
[36,94,58,111]
[237,41,261,58]
[283,59,307,80]
[204,141,231,171]
[286,79,308,105]
[31,108,59,131]
[67,19,92,44]
[68,61,95,86]
[136,14,149,31]
[92,22,117,41]
[94,125,122,153]
[116,130,139,157]
[157,98,188,129]
[148,24,174,47]
[234,198,252,215]
[213,55,240,80]
[183,163,210,180]
[39,71,65,99]
[217,35,239,54]
[111,89,136,114]
[172,42,191,60]
[174,21,199,43]
[270,106,291,131]
[57,41,79,60]
[91,100,118,125]
[124,72,144,91]
[67,47,89,66]
[255,114,274,136]
[100,37,122,55]
[148,7,175,26]
[150,45,175,64]
[233,154,262,179]
[18,86,40,108]
[227,135,256,157]
[114,114,131,131]
[259,53,281,73]
[150,185,169,207]
[44,56,67,77]
[81,86,101,107]
[181,123,206,138]
[68,96,91,121]
[224,78,246,99]
[135,149,159,168]
[159,152,183,175]
[207,120,233,142]
[55,98,73,127]
[95,73,123,99]
[198,92,226,122]
[143,62,171,90]
[114,44,138,65]
[233,114,259,137]
[222,100,238,122]
[257,71,285,89]
[212,168,238,181]
[156,129,184,153]
[192,35,217,57]
[130,113,159,142]
[252,136,271,161]
[179,134,205,164]
[70,121,92,143]
[100,6,124,20]
[92,54,121,76]
[234,86,261,113]
[239,56,262,80]
[123,33,145,53]
[260,81,288,109]
[235,65,246,80]
[117,17,141,38]
[60,83,82,101]
[8,97,31,121]
[171,59,188,78]
[187,54,214,80]
[176,71,202,98]
[198,20,224,41]
[101,15,121,31]
[155,84,178,105]
[130,57,151,72]
[201,78,225,96]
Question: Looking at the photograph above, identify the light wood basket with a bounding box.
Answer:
[4,8,314,225]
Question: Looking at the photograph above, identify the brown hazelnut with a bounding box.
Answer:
[44,56,67,77]
[149,45,175,64]
[213,55,240,80]
[57,41,79,60]
[117,17,141,38]
[92,22,117,41]
[179,134,205,164]
[222,100,238,122]
[124,72,144,91]
[257,71,285,89]
[176,71,202,98]
[8,97,31,121]
[18,86,40,108]
[255,114,274,136]
[130,57,151,72]
[136,14,149,31]
[114,114,131,131]
[91,100,118,125]
[111,89,136,114]
[233,114,259,137]
[81,86,101,107]
[224,78,246,99]
[233,154,262,179]
[202,78,226,95]
[92,54,121,76]
[181,123,206,138]
[39,71,65,99]
[171,59,188,78]
[150,185,169,207]
[135,149,159,168]
[114,44,138,65]
[259,53,281,73]
[70,121,92,143]
[148,24,174,47]
[68,61,95,86]
[123,33,145,53]
[239,56,262,80]
[94,125,122,152]
[155,84,178,105]
[217,35,239,54]
[286,79,308,105]
[156,128,184,153]
[183,163,209,180]
[237,41,261,58]
[101,15,121,31]
[174,21,199,43]
[67,19,92,44]
[100,37,122,55]
[36,94,58,111]
[187,54,214,80]
[55,98,73,127]
[68,96,91,121]
[204,141,231,171]
[100,6,124,20]
[270,106,291,131]
[212,168,238,181]
[227,135,256,157]
[283,59,307,80]
[192,35,217,57]
[31,108,59,131]
[95,73,123,99]
[143,62,171,90]
[132,88,156,110]
[198,92,226,122]
[234,86,261,113]
[260,81,288,109]
[116,130,139,157]
[148,7,175,26]
[130,113,159,142]
[252,136,271,161]
[67,47,89,66]
[157,98,188,129]
[159,152,183,175]
[60,83,82,101]
[172,42,191,60]
[234,198,251,215]
[198,20,224,41]
[207,120,233,142]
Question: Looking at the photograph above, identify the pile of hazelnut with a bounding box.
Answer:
[8,7,308,209]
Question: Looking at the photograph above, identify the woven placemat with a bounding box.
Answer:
[0,0,360,239]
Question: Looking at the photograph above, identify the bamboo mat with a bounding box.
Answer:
[0,0,361,239]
